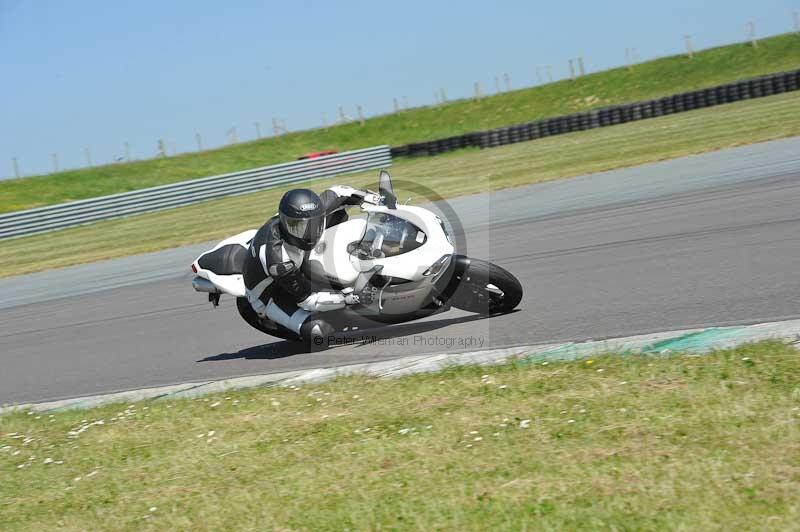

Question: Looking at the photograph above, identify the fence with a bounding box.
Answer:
[0,146,391,240]
[390,68,800,157]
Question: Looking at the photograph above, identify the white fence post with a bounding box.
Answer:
[748,21,758,48]
[684,35,694,58]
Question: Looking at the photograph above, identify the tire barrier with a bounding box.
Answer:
[389,68,800,159]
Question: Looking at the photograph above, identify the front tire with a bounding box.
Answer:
[450,259,522,315]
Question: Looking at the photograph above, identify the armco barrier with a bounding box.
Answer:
[0,146,391,240]
[389,68,800,158]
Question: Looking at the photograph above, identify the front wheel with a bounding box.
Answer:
[450,259,522,315]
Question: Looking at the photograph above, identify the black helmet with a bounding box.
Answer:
[278,189,325,250]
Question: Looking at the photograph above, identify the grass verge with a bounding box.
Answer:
[2,90,800,279]
[1,341,798,530]
[1,33,799,213]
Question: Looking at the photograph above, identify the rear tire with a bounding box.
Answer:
[236,297,300,341]
[451,259,522,315]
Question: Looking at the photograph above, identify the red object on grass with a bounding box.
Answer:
[297,150,337,160]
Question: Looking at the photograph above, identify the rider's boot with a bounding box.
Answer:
[299,317,336,351]
[265,299,335,351]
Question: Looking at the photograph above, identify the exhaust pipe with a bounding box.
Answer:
[192,276,220,294]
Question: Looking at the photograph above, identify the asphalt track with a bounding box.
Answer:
[2,137,800,405]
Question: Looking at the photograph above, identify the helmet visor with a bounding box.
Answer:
[281,214,325,245]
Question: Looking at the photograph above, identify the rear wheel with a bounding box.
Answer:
[450,259,522,315]
[236,297,300,341]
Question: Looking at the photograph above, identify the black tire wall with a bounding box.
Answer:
[389,68,800,159]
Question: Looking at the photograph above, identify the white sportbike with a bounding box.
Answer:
[191,171,522,349]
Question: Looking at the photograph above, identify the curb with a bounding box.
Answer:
[3,318,800,414]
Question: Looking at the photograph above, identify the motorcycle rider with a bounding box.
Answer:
[242,185,377,345]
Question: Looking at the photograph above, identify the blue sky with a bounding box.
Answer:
[1,0,798,178]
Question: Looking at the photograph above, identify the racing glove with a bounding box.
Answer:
[327,185,382,206]
[342,286,378,305]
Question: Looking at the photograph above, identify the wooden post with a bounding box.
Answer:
[357,105,365,126]
[504,72,511,91]
[748,21,758,48]
[12,157,20,179]
[578,57,585,77]
[124,142,131,161]
[440,88,447,103]
[684,35,694,58]
[474,82,481,100]
[52,153,59,172]
[85,146,92,166]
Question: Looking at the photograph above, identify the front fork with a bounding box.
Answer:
[433,254,470,304]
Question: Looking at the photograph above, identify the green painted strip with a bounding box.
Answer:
[641,327,745,353]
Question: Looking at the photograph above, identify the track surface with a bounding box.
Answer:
[2,138,800,405]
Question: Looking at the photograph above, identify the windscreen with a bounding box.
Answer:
[350,212,426,261]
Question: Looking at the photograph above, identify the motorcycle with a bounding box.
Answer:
[190,171,522,349]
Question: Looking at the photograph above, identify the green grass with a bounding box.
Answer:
[1,341,798,530]
[1,33,799,214]
[2,90,800,279]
